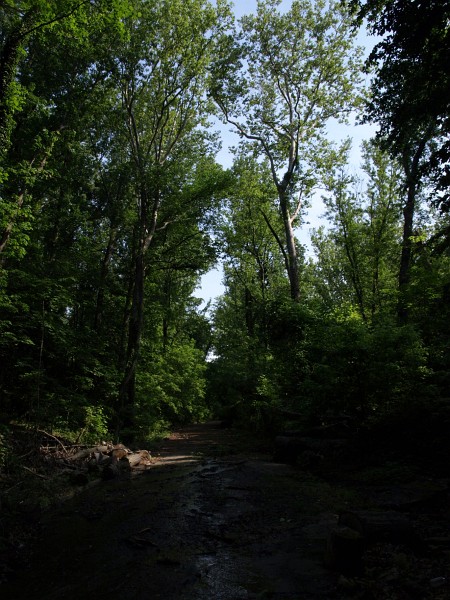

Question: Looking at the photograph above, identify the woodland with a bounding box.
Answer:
[0,0,449,458]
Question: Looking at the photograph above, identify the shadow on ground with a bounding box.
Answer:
[1,421,449,599]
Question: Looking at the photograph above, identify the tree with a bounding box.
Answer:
[352,0,450,209]
[315,140,401,321]
[219,153,289,331]
[209,154,297,429]
[0,0,132,425]
[349,0,450,320]
[0,0,129,259]
[0,0,227,436]
[211,0,362,301]
[106,0,230,423]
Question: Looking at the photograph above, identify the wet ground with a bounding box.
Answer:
[2,421,449,599]
[0,422,344,599]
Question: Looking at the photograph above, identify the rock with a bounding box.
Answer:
[430,577,446,588]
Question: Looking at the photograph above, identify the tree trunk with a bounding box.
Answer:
[397,181,415,323]
[94,223,117,331]
[119,250,145,417]
[397,131,432,323]
[118,182,159,431]
[280,191,300,302]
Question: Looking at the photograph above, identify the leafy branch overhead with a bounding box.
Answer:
[352,0,450,209]
[211,0,363,300]
[0,0,449,454]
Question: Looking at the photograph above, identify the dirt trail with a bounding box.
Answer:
[0,422,342,599]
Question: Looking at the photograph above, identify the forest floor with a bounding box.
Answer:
[0,421,449,599]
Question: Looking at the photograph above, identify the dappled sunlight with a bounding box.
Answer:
[155,454,200,466]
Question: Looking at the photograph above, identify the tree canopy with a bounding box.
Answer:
[0,0,449,445]
[352,0,450,209]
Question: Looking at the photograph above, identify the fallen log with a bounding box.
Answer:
[37,429,68,453]
[21,465,49,480]
[102,463,119,480]
[110,447,129,462]
[93,451,111,466]
[102,456,132,480]
[68,443,129,462]
[68,445,111,461]
[127,450,152,468]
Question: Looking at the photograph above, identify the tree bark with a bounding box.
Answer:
[119,250,145,416]
[397,185,415,323]
[94,223,118,331]
[118,183,160,425]
[279,190,300,302]
[397,131,432,323]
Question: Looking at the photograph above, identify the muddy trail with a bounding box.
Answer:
[1,422,449,599]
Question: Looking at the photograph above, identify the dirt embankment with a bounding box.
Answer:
[1,422,449,599]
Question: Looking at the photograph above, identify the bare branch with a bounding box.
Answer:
[215,97,281,189]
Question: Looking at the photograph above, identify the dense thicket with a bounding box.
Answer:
[207,0,450,434]
[0,0,449,445]
[0,0,229,441]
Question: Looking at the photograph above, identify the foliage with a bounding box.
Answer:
[0,0,223,440]
[0,0,449,446]
[353,0,450,209]
[297,310,430,423]
[135,340,209,430]
[0,425,12,470]
[313,140,402,321]
[77,406,109,444]
[210,134,445,434]
[211,0,363,300]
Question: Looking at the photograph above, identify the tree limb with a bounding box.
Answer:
[259,208,289,274]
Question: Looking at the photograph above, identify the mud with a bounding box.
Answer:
[2,422,449,600]
[0,422,343,599]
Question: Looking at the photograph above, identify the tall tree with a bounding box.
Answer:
[113,0,229,421]
[351,0,450,320]
[219,154,289,339]
[209,154,293,428]
[0,0,129,259]
[315,140,401,320]
[211,0,362,301]
[352,0,450,209]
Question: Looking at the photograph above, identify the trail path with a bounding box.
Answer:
[1,422,340,599]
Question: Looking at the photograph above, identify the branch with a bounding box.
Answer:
[259,208,289,274]
[22,465,49,479]
[216,99,280,188]
[37,429,68,453]
[290,188,303,224]
[21,0,93,37]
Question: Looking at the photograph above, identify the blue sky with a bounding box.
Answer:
[195,0,378,307]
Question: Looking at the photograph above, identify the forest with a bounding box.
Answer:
[0,0,449,453]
